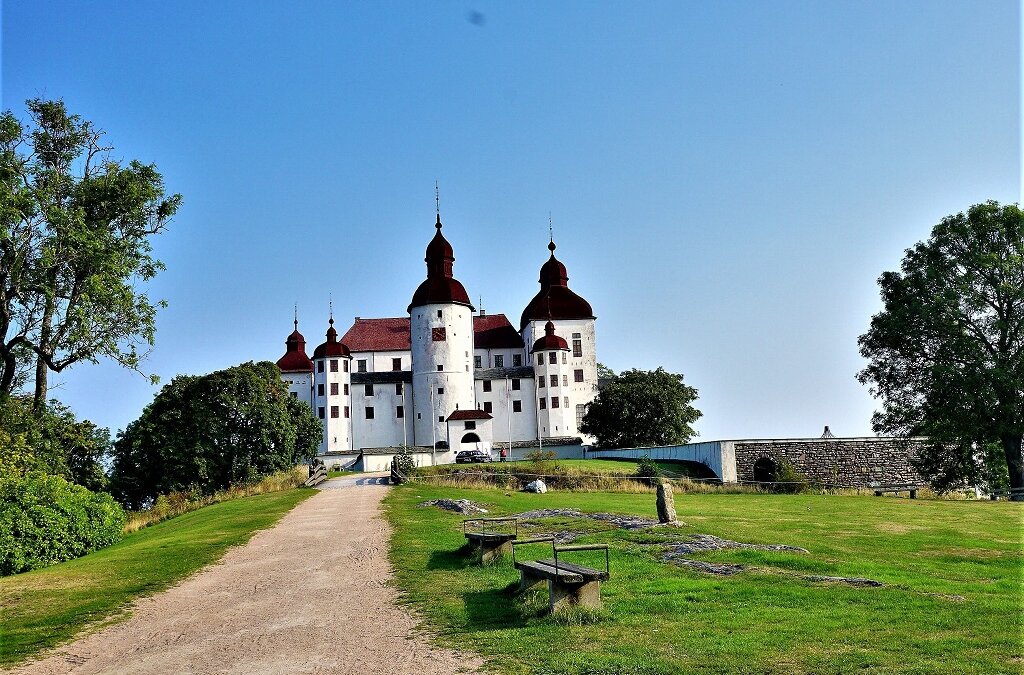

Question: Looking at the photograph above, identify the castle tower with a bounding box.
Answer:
[311,317,353,454]
[276,315,314,407]
[521,239,598,439]
[531,321,574,437]
[408,213,476,449]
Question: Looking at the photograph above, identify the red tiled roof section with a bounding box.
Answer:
[473,314,524,349]
[446,409,493,421]
[341,317,411,352]
[520,241,595,329]
[531,321,570,353]
[277,327,314,373]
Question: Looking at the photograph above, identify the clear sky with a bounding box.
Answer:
[2,1,1020,441]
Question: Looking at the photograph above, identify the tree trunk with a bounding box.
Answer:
[33,353,48,409]
[0,351,16,395]
[1003,434,1024,501]
[33,288,55,410]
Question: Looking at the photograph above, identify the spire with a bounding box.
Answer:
[293,303,298,331]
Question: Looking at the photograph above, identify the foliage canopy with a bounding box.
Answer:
[0,98,180,405]
[109,361,321,508]
[857,201,1023,495]
[580,367,701,449]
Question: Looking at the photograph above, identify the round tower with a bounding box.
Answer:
[276,316,314,408]
[408,213,476,450]
[311,317,353,455]
[531,321,574,438]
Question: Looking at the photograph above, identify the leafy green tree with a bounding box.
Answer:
[597,362,616,380]
[0,98,180,405]
[857,201,1023,497]
[581,368,701,449]
[109,361,321,508]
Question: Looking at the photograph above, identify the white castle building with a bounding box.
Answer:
[274,212,599,466]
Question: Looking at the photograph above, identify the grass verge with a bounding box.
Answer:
[0,487,314,667]
[385,482,1023,674]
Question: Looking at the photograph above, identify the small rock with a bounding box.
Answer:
[523,479,547,493]
[418,498,488,515]
[656,480,677,524]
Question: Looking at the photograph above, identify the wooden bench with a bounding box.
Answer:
[512,538,610,612]
[303,464,327,487]
[463,518,518,564]
[873,484,920,499]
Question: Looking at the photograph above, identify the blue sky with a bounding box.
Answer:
[2,1,1020,440]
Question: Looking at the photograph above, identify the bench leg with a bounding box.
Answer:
[479,540,513,564]
[519,569,548,593]
[548,580,602,613]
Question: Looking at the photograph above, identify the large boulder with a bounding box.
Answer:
[656,480,677,524]
[523,479,548,494]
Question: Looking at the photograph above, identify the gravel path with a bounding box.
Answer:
[9,475,483,675]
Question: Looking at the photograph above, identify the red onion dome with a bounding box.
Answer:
[409,214,474,311]
[312,318,352,359]
[276,319,314,373]
[520,240,594,329]
[531,321,569,353]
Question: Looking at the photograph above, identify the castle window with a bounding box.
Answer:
[511,378,520,391]
[551,397,559,408]
[562,352,567,364]
[575,369,584,382]
[572,332,581,338]
[549,352,557,362]
[392,357,402,371]
[513,354,522,367]
[330,359,338,372]
[318,407,325,419]
[576,404,585,427]
[538,376,545,389]
[330,383,339,396]
[564,396,569,408]
[318,384,325,397]
[550,374,558,387]
[483,380,492,393]
[562,375,568,387]
[465,421,476,430]
[331,406,339,418]
[437,387,444,395]
[357,359,367,373]
[364,384,373,396]
[344,360,349,373]
[437,364,443,371]
[396,382,403,395]
[483,401,492,413]
[317,362,324,373]
[573,339,582,357]
[437,310,443,318]
[345,406,350,418]
[366,406,374,419]
[397,405,404,418]
[512,400,522,412]
[539,398,546,410]
[438,415,444,422]
[537,353,544,365]
[344,383,349,395]
[474,356,482,368]
[494,355,504,367]
[432,327,446,342]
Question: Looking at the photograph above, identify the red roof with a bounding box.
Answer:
[312,319,351,359]
[531,321,569,353]
[473,314,524,349]
[276,326,314,373]
[341,317,411,352]
[340,314,524,353]
[409,215,474,311]
[520,241,594,329]
[446,409,493,421]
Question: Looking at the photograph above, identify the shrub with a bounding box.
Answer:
[393,446,416,477]
[524,449,557,475]
[635,456,662,479]
[0,471,126,576]
[770,460,810,494]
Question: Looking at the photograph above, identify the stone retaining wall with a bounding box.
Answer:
[733,438,925,486]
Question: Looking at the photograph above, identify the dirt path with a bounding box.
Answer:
[9,475,483,675]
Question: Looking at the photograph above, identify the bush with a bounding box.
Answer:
[393,446,416,477]
[635,456,662,478]
[524,449,557,475]
[770,460,810,494]
[0,471,126,576]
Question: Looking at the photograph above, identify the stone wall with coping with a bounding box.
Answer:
[732,438,925,486]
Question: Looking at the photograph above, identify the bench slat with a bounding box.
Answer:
[537,558,609,581]
[465,532,517,543]
[514,560,584,583]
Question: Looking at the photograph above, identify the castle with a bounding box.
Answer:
[274,212,599,462]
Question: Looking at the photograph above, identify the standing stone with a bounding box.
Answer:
[656,480,677,524]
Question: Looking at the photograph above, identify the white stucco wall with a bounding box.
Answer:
[312,355,353,454]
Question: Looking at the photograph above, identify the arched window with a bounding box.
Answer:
[461,433,481,443]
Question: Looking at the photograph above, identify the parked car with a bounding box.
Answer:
[456,449,492,464]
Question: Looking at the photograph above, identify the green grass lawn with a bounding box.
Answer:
[385,483,1023,674]
[0,488,314,667]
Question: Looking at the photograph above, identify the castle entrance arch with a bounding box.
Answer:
[753,457,777,483]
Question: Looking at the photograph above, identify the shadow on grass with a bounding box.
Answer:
[426,542,479,571]
[461,583,547,630]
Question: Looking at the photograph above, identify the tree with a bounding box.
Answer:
[580,367,701,449]
[596,362,616,380]
[0,98,180,405]
[857,201,1023,497]
[109,361,322,508]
